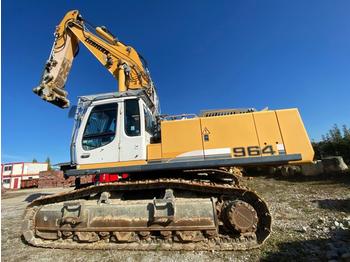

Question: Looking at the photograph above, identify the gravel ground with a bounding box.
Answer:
[1,173,350,262]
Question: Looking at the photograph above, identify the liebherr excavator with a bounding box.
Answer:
[23,10,314,250]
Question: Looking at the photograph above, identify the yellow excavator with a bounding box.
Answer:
[23,10,314,250]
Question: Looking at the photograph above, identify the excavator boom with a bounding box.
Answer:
[33,10,158,112]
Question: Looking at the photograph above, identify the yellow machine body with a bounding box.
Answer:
[150,108,313,163]
[76,108,313,171]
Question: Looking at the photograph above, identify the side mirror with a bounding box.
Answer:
[68,105,77,118]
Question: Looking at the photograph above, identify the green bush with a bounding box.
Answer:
[312,124,350,164]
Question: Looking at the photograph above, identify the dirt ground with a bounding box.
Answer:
[1,173,350,262]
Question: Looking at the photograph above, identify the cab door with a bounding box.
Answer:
[119,98,146,162]
[75,101,120,165]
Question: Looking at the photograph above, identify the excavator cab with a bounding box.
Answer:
[70,91,156,167]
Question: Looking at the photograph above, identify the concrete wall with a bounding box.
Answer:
[23,163,48,175]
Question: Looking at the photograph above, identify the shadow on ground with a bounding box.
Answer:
[313,198,350,213]
[245,168,350,186]
[1,192,29,200]
[25,193,52,202]
[262,229,350,262]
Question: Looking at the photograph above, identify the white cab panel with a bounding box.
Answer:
[75,99,120,165]
[119,98,146,162]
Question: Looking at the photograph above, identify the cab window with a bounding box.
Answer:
[82,103,117,150]
[125,99,140,136]
[144,107,154,134]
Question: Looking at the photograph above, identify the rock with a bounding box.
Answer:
[339,247,350,256]
[322,156,349,173]
[343,217,350,228]
[327,250,338,259]
[300,226,308,233]
[318,217,326,223]
[335,221,340,227]
[341,253,350,261]
[327,243,335,250]
[300,161,324,176]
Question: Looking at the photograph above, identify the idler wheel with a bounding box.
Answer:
[224,200,258,233]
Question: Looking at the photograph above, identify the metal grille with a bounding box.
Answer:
[199,108,256,117]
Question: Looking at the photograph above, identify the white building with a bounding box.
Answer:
[1,162,48,189]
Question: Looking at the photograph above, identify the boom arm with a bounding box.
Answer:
[33,10,158,111]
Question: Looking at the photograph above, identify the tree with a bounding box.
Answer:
[328,124,342,142]
[313,124,350,164]
[342,125,350,140]
[32,158,38,163]
[45,157,52,170]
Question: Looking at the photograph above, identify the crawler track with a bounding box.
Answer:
[22,175,271,251]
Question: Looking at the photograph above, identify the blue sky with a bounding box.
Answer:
[2,0,350,164]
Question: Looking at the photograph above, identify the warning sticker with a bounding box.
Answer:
[277,144,286,155]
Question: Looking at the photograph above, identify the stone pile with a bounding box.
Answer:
[38,171,94,188]
[38,170,75,188]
